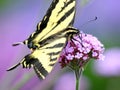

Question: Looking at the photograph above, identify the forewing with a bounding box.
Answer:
[31,0,76,43]
[14,0,76,48]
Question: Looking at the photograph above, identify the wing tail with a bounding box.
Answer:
[7,53,49,79]
[7,63,20,71]
[7,54,32,71]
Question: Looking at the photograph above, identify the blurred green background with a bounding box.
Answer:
[0,0,120,90]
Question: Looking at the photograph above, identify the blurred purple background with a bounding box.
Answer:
[0,0,120,90]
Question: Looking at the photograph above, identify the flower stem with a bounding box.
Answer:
[75,68,82,90]
[76,76,79,90]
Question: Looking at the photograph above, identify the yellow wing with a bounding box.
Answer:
[7,0,79,79]
[35,0,76,40]
[7,28,79,79]
[21,0,77,49]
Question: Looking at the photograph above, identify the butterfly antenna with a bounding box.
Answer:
[81,16,97,28]
[12,42,24,46]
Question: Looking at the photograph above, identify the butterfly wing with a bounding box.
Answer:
[7,28,79,79]
[7,0,78,79]
[8,33,67,78]
[32,37,67,79]
[36,0,76,40]
[7,33,67,79]
[21,0,77,49]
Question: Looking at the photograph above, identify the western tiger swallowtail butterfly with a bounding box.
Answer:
[7,0,79,79]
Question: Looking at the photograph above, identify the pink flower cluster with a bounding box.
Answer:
[59,32,105,68]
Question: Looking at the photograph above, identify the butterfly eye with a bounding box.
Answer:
[32,45,39,50]
[28,42,38,49]
[28,42,33,49]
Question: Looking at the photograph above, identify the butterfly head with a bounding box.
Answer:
[28,42,40,50]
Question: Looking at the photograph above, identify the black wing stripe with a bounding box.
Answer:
[34,59,48,78]
[37,0,59,32]
[58,0,74,15]
[34,67,43,79]
[50,57,57,62]
[46,43,64,49]
[49,63,55,67]
[38,31,65,46]
[51,6,75,31]
[47,51,61,56]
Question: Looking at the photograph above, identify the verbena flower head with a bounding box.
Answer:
[59,31,105,68]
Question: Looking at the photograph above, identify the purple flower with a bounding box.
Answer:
[59,32,105,68]
[75,52,83,59]
[66,54,74,60]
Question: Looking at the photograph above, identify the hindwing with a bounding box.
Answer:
[7,28,79,79]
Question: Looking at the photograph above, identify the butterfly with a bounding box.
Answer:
[7,0,79,79]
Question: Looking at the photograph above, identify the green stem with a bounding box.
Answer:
[75,68,82,90]
[76,76,79,90]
